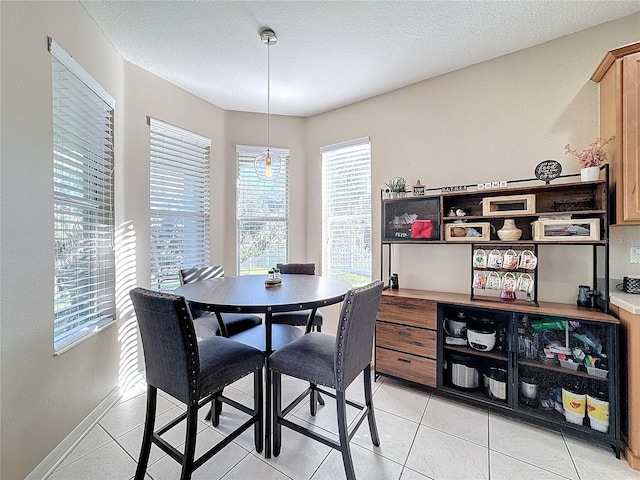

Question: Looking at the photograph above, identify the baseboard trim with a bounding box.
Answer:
[26,372,144,480]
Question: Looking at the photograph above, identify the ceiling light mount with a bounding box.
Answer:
[260,29,277,46]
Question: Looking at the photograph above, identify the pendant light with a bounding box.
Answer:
[254,28,282,181]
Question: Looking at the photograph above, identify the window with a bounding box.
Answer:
[149,118,211,291]
[321,137,372,287]
[237,146,290,274]
[51,38,116,353]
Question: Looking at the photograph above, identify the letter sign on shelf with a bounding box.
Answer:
[534,160,562,184]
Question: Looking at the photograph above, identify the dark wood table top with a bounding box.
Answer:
[174,274,352,314]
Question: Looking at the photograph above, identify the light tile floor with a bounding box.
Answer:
[48,374,640,480]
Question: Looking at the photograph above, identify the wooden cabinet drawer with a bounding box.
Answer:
[378,296,436,329]
[376,322,436,358]
[376,348,436,387]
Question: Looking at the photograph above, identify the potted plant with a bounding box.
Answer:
[385,177,407,198]
[564,136,614,181]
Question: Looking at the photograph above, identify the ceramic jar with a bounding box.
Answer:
[497,219,522,241]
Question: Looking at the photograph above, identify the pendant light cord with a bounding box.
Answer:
[267,40,271,153]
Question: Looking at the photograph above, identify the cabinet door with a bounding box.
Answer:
[622,52,640,222]
[515,313,614,436]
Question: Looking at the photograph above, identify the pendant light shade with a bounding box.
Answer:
[254,149,282,180]
[255,28,282,181]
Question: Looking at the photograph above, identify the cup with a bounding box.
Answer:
[587,394,609,432]
[562,388,586,425]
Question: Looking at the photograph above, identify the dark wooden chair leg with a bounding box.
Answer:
[310,383,318,416]
[135,386,157,480]
[180,406,199,480]
[336,390,356,480]
[254,369,264,453]
[205,389,223,425]
[273,372,282,457]
[363,365,380,446]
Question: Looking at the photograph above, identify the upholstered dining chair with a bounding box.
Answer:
[269,280,384,480]
[272,263,323,332]
[129,287,264,480]
[178,266,262,338]
[179,265,304,426]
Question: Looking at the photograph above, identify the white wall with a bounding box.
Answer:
[0,2,123,478]
[305,12,640,305]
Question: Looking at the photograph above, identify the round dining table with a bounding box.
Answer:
[174,274,352,457]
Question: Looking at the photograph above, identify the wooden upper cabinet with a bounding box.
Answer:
[592,42,640,225]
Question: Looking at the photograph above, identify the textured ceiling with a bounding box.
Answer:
[81,1,640,117]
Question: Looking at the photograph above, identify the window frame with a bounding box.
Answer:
[236,145,290,275]
[51,38,116,354]
[321,137,372,287]
[149,117,211,291]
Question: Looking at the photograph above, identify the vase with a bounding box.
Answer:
[497,219,522,241]
[580,166,600,182]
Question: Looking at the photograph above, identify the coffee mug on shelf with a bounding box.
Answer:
[486,271,501,290]
[473,249,487,268]
[517,273,534,294]
[503,249,519,270]
[518,250,537,270]
[473,271,488,289]
[487,249,503,269]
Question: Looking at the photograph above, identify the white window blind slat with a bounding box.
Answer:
[321,139,372,287]
[52,41,116,353]
[150,118,211,291]
[237,146,290,274]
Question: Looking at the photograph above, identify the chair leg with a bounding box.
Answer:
[254,368,264,453]
[180,405,199,480]
[135,386,157,480]
[207,390,223,426]
[363,365,380,446]
[273,372,282,457]
[336,390,356,480]
[310,383,318,416]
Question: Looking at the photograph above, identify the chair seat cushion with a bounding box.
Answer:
[192,312,262,340]
[198,336,264,396]
[269,332,336,389]
[231,324,305,352]
[271,310,323,327]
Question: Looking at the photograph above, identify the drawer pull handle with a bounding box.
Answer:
[397,304,415,310]
[397,358,411,364]
[398,331,412,337]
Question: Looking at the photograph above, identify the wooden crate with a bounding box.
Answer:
[532,218,600,241]
[444,222,491,241]
[482,194,536,216]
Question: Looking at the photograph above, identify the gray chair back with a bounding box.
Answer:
[276,263,315,275]
[130,288,199,405]
[179,265,224,285]
[334,280,384,390]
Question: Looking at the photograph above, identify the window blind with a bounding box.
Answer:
[236,146,290,274]
[51,39,116,353]
[321,138,372,287]
[149,118,211,291]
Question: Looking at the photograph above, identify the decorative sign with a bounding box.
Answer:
[534,160,562,184]
[412,180,426,196]
[477,181,507,190]
[441,185,468,192]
